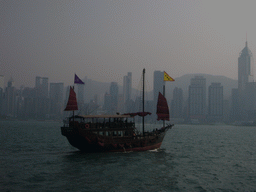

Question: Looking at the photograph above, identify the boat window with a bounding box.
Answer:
[113,131,117,136]
[118,131,123,137]
[99,132,104,136]
[124,131,130,136]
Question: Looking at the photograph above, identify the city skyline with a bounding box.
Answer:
[2,1,256,89]
[0,71,228,123]
[0,71,237,92]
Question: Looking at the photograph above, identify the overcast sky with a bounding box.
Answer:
[1,0,256,89]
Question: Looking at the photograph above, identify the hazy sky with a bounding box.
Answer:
[1,0,256,89]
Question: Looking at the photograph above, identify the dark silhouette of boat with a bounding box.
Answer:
[61,69,174,152]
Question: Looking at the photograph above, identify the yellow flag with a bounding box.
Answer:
[164,71,175,81]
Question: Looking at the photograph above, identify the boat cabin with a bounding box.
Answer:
[63,114,136,138]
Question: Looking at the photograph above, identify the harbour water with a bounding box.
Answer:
[1,120,256,191]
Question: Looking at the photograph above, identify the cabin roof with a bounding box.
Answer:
[73,114,133,119]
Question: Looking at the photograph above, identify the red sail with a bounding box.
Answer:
[156,92,169,121]
[64,86,78,111]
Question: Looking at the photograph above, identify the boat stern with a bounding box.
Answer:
[61,126,76,136]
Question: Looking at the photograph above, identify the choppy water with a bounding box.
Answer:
[1,121,256,191]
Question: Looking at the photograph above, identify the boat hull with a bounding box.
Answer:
[61,126,171,153]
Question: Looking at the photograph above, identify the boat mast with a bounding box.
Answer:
[73,86,75,124]
[163,83,165,128]
[142,68,145,137]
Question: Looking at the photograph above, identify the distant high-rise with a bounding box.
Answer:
[171,87,183,118]
[0,75,4,89]
[49,83,64,119]
[103,92,112,113]
[123,72,132,113]
[238,41,253,93]
[123,72,132,102]
[35,76,41,88]
[208,83,223,121]
[0,87,3,116]
[41,77,48,98]
[0,75,4,116]
[238,41,255,120]
[231,88,239,121]
[244,82,256,120]
[35,76,48,98]
[83,77,93,104]
[34,76,49,119]
[22,87,37,119]
[153,71,164,118]
[76,83,84,105]
[154,71,164,101]
[117,94,124,113]
[5,78,16,117]
[188,76,206,120]
[110,82,118,114]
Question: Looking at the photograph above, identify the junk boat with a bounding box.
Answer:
[61,69,174,152]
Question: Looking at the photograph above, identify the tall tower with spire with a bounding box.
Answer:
[237,40,254,120]
[238,40,253,93]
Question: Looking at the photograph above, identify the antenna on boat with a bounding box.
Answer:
[163,82,166,127]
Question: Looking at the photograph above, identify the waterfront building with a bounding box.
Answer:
[76,83,84,106]
[110,82,119,114]
[0,75,4,90]
[208,83,223,122]
[35,76,48,98]
[188,76,206,121]
[238,41,254,120]
[35,76,49,119]
[103,92,112,114]
[0,75,4,116]
[153,71,164,120]
[49,83,64,119]
[231,88,239,122]
[170,87,183,118]
[22,87,36,119]
[123,72,132,113]
[117,94,124,114]
[5,78,16,117]
[244,82,256,121]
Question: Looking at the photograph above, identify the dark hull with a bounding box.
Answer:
[61,126,172,153]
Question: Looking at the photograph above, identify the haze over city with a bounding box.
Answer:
[1,1,256,89]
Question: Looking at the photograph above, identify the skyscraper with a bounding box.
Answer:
[123,72,132,113]
[35,76,49,98]
[110,82,118,114]
[103,92,112,113]
[49,83,64,119]
[171,87,183,118]
[208,83,223,122]
[34,76,49,119]
[188,76,206,121]
[0,75,4,90]
[5,78,16,117]
[153,71,164,118]
[238,41,255,120]
[76,83,84,105]
[41,77,49,98]
[238,41,253,93]
[0,75,4,116]
[231,88,239,122]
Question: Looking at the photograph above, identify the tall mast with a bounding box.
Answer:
[163,83,165,128]
[73,86,75,122]
[142,68,145,137]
